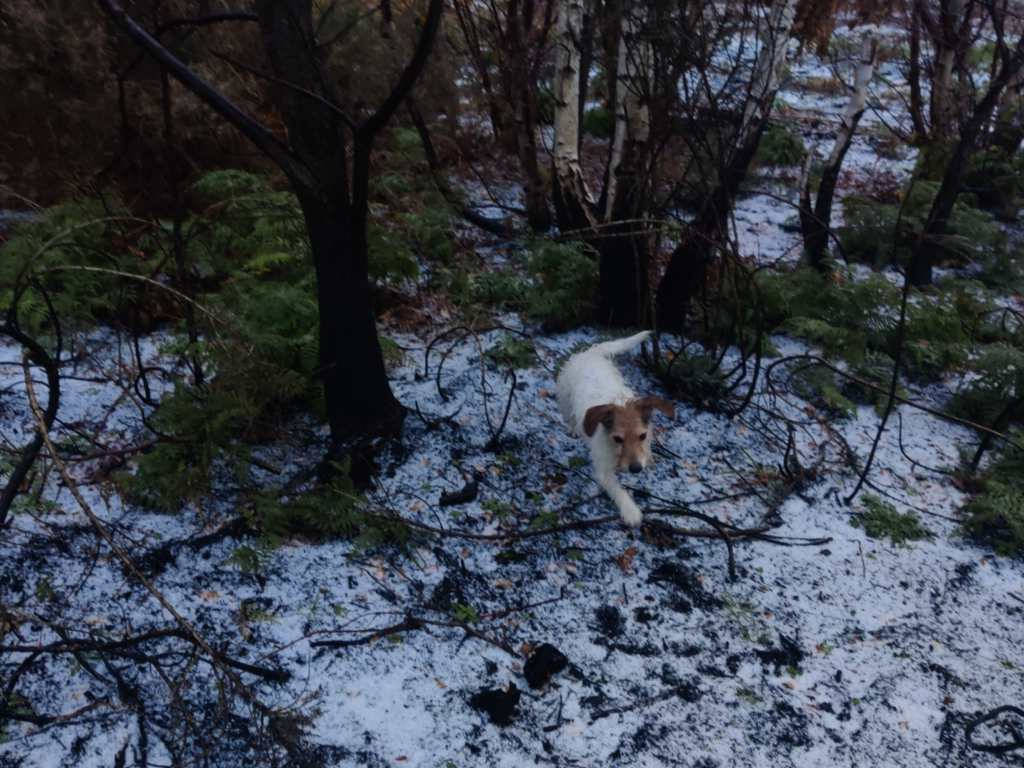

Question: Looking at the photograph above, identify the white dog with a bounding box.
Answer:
[556,331,674,527]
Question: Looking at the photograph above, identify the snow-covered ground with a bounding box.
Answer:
[4,16,1024,768]
[1,312,1022,767]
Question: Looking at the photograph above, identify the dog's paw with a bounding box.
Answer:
[619,503,643,528]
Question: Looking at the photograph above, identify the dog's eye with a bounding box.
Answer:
[639,433,648,441]
[613,436,624,444]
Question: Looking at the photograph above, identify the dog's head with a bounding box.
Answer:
[583,396,674,472]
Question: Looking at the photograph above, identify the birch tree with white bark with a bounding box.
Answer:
[800,32,879,269]
[656,0,800,332]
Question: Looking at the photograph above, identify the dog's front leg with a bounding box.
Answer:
[597,471,643,527]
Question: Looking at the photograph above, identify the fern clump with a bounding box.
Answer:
[756,266,976,381]
[962,443,1024,556]
[949,344,1024,426]
[840,181,1003,268]
[526,240,598,329]
[852,495,933,546]
[470,271,530,311]
[963,483,1024,556]
[791,364,855,418]
[0,199,142,334]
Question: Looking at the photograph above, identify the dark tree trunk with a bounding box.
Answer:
[256,0,405,439]
[510,0,553,232]
[598,141,650,326]
[992,77,1024,154]
[908,6,928,139]
[301,196,403,439]
[656,120,768,332]
[909,36,1024,286]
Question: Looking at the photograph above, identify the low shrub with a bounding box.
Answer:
[582,106,614,138]
[755,123,807,167]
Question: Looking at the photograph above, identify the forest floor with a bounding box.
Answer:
[3,23,1024,768]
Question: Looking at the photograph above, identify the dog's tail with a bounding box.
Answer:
[587,330,651,358]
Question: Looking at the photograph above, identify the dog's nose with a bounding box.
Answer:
[629,462,642,474]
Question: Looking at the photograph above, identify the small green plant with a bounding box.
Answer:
[227,544,271,574]
[852,495,933,546]
[755,123,807,167]
[380,336,406,370]
[486,335,537,369]
[34,577,56,603]
[529,510,559,530]
[582,106,614,138]
[482,498,516,521]
[659,349,730,410]
[736,687,762,704]
[451,603,481,624]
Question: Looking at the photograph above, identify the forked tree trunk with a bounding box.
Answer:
[801,34,877,269]
[909,34,1024,286]
[100,0,442,445]
[257,0,406,441]
[552,0,651,326]
[655,0,798,332]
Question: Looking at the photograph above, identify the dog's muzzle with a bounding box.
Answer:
[628,462,643,474]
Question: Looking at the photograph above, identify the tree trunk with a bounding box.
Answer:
[992,67,1024,154]
[656,120,769,332]
[256,0,406,440]
[802,34,877,269]
[909,35,1024,286]
[510,0,553,231]
[908,5,928,138]
[655,0,797,331]
[577,0,595,156]
[598,0,651,326]
[300,194,404,441]
[929,0,963,142]
[552,0,597,230]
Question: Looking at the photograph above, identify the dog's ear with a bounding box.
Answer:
[583,404,617,437]
[634,396,674,422]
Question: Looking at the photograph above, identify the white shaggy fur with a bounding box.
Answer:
[556,331,652,526]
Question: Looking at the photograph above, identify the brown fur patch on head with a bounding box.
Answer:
[583,404,617,437]
[632,395,674,423]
